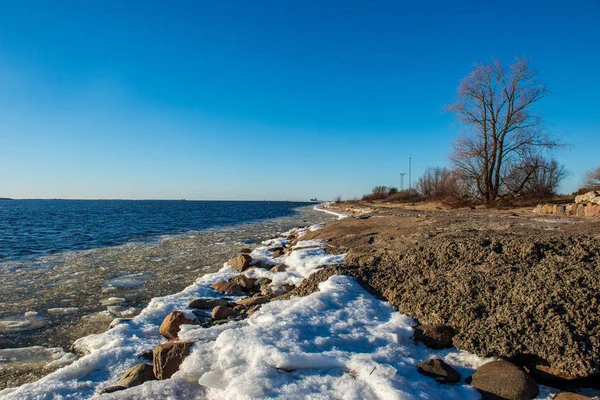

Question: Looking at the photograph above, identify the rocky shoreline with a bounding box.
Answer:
[3,204,599,399]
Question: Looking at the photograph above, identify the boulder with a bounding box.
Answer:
[576,204,586,216]
[554,393,593,400]
[152,341,193,380]
[212,306,239,320]
[211,281,246,296]
[227,275,256,293]
[159,311,197,340]
[270,264,288,273]
[118,363,155,387]
[586,203,600,217]
[235,296,269,307]
[417,358,461,384]
[565,204,574,216]
[575,191,600,205]
[413,325,455,349]
[240,247,252,254]
[271,249,285,257]
[251,260,269,269]
[188,298,229,309]
[469,360,538,400]
[227,254,252,272]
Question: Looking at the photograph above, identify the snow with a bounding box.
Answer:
[313,203,350,220]
[1,216,592,399]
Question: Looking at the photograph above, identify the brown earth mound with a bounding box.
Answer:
[298,203,600,383]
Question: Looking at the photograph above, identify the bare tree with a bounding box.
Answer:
[504,157,567,197]
[583,167,600,190]
[447,58,561,203]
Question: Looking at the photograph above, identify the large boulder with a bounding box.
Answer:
[159,311,197,340]
[188,298,229,309]
[413,325,455,349]
[575,191,600,205]
[153,341,193,380]
[469,360,538,400]
[118,363,155,387]
[417,358,461,384]
[230,274,256,291]
[227,255,252,272]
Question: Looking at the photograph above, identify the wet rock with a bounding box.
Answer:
[469,360,538,400]
[270,264,288,273]
[417,358,461,384]
[107,305,140,318]
[413,325,455,349]
[188,298,230,309]
[152,341,193,380]
[554,393,593,400]
[212,306,239,320]
[227,254,252,272]
[159,311,198,340]
[99,385,127,394]
[211,281,246,296]
[251,260,269,269]
[118,363,155,387]
[240,247,252,254]
[235,296,269,307]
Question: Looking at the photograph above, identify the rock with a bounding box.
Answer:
[469,360,538,400]
[99,386,127,394]
[188,298,230,309]
[413,325,455,349]
[576,204,586,216]
[241,247,252,254]
[270,264,288,273]
[575,191,600,205]
[251,260,269,269]
[235,296,269,307]
[211,281,246,296]
[159,311,197,340]
[565,204,574,215]
[532,205,542,214]
[227,254,252,272]
[271,249,285,257]
[230,274,256,291]
[554,393,593,400]
[212,306,239,320]
[417,358,461,384]
[152,341,193,380]
[555,205,566,215]
[586,203,600,217]
[118,363,155,387]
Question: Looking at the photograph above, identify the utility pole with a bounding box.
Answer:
[399,173,406,191]
[408,154,412,190]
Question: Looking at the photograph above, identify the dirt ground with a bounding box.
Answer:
[297,201,600,386]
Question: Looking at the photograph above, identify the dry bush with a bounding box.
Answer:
[386,189,422,203]
[583,167,600,191]
[362,186,389,201]
[334,195,343,203]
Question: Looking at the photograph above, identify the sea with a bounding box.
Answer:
[0,200,335,350]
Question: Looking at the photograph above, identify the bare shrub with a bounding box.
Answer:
[363,186,389,201]
[386,189,422,203]
[583,166,600,190]
[334,195,343,203]
[416,167,469,201]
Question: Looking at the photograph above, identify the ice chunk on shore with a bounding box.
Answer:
[0,314,49,333]
[102,272,154,290]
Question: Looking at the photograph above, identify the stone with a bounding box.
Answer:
[552,205,559,214]
[417,358,461,384]
[271,248,285,257]
[270,264,288,273]
[576,204,586,217]
[188,298,229,309]
[99,386,127,394]
[555,205,566,215]
[251,260,269,269]
[159,311,197,340]
[211,281,246,296]
[565,204,574,216]
[240,247,252,254]
[118,363,155,388]
[586,203,600,217]
[554,393,593,400]
[413,325,455,349]
[532,205,542,214]
[230,274,256,291]
[470,360,538,400]
[212,305,239,320]
[575,191,600,205]
[227,254,252,272]
[235,296,269,307]
[152,341,193,380]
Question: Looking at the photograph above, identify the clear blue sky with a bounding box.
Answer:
[0,0,598,200]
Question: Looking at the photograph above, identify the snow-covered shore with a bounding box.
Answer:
[1,208,566,399]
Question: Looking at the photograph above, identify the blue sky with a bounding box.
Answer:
[0,0,598,200]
